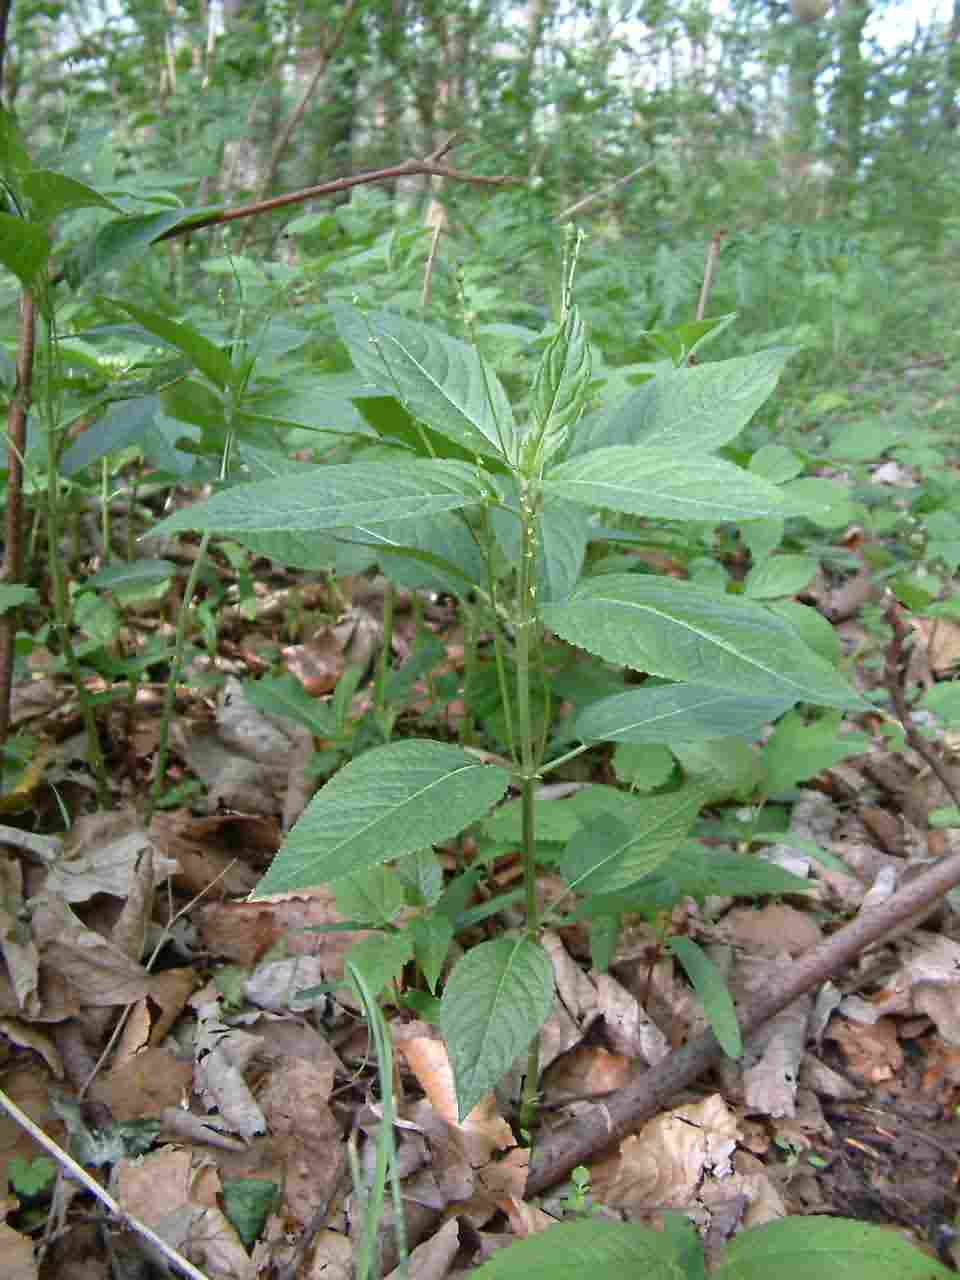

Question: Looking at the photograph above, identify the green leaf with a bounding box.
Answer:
[61,396,163,476]
[395,848,444,907]
[111,301,234,389]
[345,930,413,996]
[440,936,554,1119]
[829,420,906,461]
[409,913,454,992]
[669,936,741,1058]
[491,480,588,603]
[574,349,792,457]
[152,459,486,536]
[918,683,960,723]
[525,305,591,467]
[0,107,31,179]
[372,511,487,595]
[576,841,812,917]
[748,444,804,483]
[471,1218,699,1280]
[612,742,675,790]
[0,584,38,613]
[243,673,334,736]
[333,305,516,461]
[714,1215,953,1280]
[21,170,122,224]
[0,212,50,289]
[769,601,841,666]
[672,737,764,802]
[779,477,856,529]
[762,709,870,794]
[743,555,817,600]
[221,1179,278,1250]
[8,1155,57,1197]
[69,205,225,281]
[253,741,511,896]
[85,560,175,592]
[334,866,406,926]
[575,683,794,745]
[229,530,376,575]
[545,448,793,522]
[559,789,703,893]
[544,576,865,709]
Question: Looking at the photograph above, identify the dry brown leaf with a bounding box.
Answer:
[394,1023,514,1165]
[723,952,811,1119]
[110,848,154,963]
[0,1064,67,1178]
[592,1093,740,1213]
[305,1229,354,1280]
[198,885,369,970]
[115,1145,255,1280]
[149,810,268,897]
[404,1099,475,1205]
[90,1046,193,1121]
[0,856,40,1017]
[243,954,330,1013]
[193,1000,266,1138]
[45,810,177,903]
[722,903,822,956]
[827,1016,903,1083]
[0,1019,63,1077]
[258,1055,342,1229]
[593,971,670,1064]
[385,1216,459,1280]
[497,1197,557,1240]
[541,1044,633,1102]
[913,615,960,675]
[30,894,151,1006]
[246,1013,343,1074]
[0,1223,38,1280]
[172,721,287,815]
[281,626,347,696]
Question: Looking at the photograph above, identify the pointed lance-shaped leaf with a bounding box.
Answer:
[524,305,591,470]
[333,305,517,462]
[545,447,795,522]
[253,740,511,896]
[151,459,487,537]
[543,575,867,710]
[440,936,554,1120]
[572,348,793,457]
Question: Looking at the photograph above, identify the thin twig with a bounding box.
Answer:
[0,1085,211,1280]
[695,227,726,324]
[883,591,960,809]
[553,163,653,223]
[154,139,522,245]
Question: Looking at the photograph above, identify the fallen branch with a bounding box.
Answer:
[0,1085,211,1280]
[527,839,960,1194]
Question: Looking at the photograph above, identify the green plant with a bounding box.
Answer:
[152,239,864,1125]
[465,1212,952,1280]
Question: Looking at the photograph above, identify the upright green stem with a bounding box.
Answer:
[100,457,112,562]
[145,530,212,824]
[374,577,396,741]
[42,320,109,806]
[515,477,545,1133]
